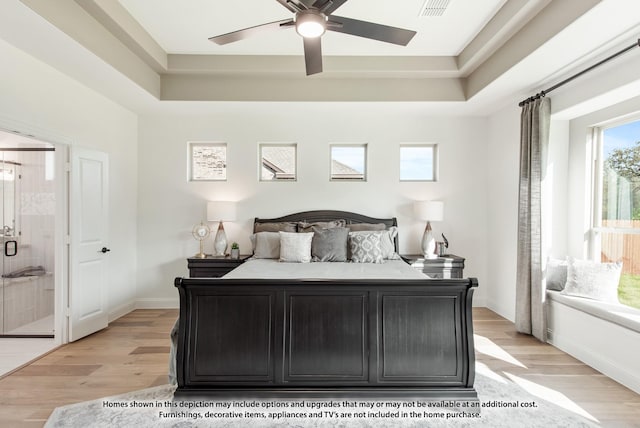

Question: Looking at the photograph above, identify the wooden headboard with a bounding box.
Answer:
[254,210,399,251]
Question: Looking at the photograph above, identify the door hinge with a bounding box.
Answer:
[65,162,71,173]
[65,307,71,317]
[64,235,71,245]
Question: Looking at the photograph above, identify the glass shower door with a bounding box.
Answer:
[0,147,55,337]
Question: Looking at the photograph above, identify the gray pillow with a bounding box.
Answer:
[251,232,280,259]
[254,222,297,233]
[349,232,384,264]
[348,222,387,231]
[298,220,346,233]
[311,227,349,262]
[546,257,568,291]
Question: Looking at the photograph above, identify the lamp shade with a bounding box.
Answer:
[207,201,237,222]
[414,200,444,221]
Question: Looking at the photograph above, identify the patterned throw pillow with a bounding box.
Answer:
[349,232,384,264]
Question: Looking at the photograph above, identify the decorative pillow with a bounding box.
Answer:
[348,222,387,231]
[349,227,400,260]
[561,257,621,303]
[311,227,349,262]
[250,232,280,259]
[546,257,568,291]
[297,220,346,233]
[254,222,297,233]
[349,232,384,264]
[279,232,313,263]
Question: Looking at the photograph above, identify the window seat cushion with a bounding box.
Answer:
[547,290,640,334]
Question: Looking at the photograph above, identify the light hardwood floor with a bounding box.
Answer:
[0,308,638,427]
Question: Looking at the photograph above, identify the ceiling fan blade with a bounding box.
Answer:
[312,0,348,15]
[328,15,416,46]
[303,37,323,75]
[274,0,299,12]
[209,19,294,45]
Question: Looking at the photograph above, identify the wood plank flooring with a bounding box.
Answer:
[0,308,638,427]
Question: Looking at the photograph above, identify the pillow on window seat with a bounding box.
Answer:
[546,257,568,291]
[561,257,622,303]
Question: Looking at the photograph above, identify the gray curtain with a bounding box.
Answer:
[515,97,550,341]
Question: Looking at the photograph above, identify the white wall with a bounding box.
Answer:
[485,104,520,321]
[136,109,489,307]
[0,39,139,318]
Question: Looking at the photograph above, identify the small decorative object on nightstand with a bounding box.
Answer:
[230,242,240,259]
[191,222,211,259]
[414,200,444,259]
[402,254,465,279]
[187,254,250,278]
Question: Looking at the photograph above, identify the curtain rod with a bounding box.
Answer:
[518,38,640,107]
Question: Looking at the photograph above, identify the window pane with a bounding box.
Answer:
[400,145,436,181]
[260,144,296,181]
[189,142,226,181]
[599,120,640,309]
[330,145,366,180]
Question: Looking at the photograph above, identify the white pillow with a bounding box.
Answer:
[251,232,280,259]
[561,257,621,303]
[279,231,313,263]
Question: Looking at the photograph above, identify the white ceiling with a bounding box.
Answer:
[2,0,640,116]
[117,0,506,56]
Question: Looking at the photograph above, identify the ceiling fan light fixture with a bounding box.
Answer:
[295,10,326,38]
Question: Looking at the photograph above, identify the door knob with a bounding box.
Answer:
[100,247,111,253]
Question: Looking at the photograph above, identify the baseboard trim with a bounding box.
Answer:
[135,298,179,309]
[108,301,135,323]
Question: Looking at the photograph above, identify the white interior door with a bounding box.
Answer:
[68,147,109,342]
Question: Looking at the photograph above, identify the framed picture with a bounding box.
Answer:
[189,142,227,181]
[330,144,367,181]
[259,143,297,181]
[399,144,438,181]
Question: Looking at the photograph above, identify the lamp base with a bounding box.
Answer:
[421,221,437,259]
[213,223,228,256]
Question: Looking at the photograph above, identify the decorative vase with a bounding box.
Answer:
[230,248,239,259]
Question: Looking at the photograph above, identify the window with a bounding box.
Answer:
[188,142,226,181]
[260,143,296,181]
[330,144,366,181]
[399,144,438,181]
[592,118,640,309]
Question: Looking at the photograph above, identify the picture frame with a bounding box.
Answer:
[188,142,227,181]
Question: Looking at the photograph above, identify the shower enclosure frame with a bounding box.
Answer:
[0,147,57,338]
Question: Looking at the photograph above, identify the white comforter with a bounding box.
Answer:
[223,258,428,279]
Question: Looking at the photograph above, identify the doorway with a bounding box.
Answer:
[0,135,56,337]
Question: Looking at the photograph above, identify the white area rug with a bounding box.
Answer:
[45,365,598,427]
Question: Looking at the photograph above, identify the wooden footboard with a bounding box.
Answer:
[173,277,478,400]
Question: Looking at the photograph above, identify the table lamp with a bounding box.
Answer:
[414,200,444,259]
[207,201,237,256]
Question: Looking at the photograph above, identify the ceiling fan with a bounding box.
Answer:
[209,0,417,76]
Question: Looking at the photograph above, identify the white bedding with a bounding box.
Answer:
[223,258,428,279]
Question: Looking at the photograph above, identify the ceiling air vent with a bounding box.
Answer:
[419,0,451,17]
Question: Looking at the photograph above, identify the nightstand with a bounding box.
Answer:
[187,255,251,278]
[401,254,465,279]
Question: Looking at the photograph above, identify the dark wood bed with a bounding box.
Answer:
[173,210,478,400]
